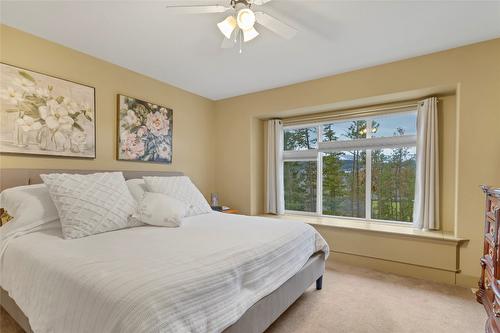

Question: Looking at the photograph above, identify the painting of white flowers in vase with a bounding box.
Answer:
[0,63,95,158]
[117,94,172,163]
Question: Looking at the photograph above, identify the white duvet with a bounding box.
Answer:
[0,212,329,333]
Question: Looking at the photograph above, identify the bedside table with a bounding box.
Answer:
[222,209,240,214]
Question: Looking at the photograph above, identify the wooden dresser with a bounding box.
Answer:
[477,186,500,333]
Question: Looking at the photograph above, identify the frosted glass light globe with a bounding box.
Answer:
[237,8,256,31]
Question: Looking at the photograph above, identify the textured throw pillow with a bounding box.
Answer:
[41,172,140,239]
[143,176,212,217]
[132,192,187,227]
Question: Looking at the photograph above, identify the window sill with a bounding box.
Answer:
[262,213,467,244]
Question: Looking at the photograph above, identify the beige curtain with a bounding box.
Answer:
[265,119,284,215]
[413,97,440,230]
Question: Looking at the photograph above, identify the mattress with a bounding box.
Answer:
[0,212,329,333]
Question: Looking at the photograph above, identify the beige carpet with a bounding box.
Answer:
[267,263,486,333]
[1,263,486,333]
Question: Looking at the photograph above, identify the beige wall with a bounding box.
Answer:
[214,38,500,282]
[1,23,499,285]
[0,25,216,196]
[438,95,457,234]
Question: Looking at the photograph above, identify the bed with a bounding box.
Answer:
[0,169,328,333]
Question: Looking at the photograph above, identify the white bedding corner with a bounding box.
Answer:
[1,212,329,333]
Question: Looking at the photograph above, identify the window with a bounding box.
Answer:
[284,126,318,150]
[371,147,416,222]
[322,150,366,218]
[282,109,417,223]
[284,161,317,212]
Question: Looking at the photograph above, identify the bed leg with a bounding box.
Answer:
[316,276,323,290]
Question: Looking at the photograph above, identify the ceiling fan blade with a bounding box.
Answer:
[165,5,232,14]
[250,0,273,5]
[255,12,297,39]
[221,28,240,49]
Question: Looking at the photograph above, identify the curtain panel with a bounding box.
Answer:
[265,119,284,215]
[413,97,440,230]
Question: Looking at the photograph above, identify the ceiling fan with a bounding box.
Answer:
[166,0,297,53]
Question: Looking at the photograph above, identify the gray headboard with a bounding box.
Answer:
[0,169,183,191]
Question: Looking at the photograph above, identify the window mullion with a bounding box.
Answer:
[283,149,318,160]
[316,125,323,216]
[365,120,372,221]
[318,135,416,152]
[366,149,372,221]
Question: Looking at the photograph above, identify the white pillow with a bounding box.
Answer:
[143,176,212,217]
[0,183,61,260]
[41,172,140,239]
[126,178,147,202]
[132,192,187,227]
[0,183,59,232]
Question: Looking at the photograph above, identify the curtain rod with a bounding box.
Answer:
[357,97,441,112]
[282,97,440,126]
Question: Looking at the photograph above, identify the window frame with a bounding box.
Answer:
[282,109,417,225]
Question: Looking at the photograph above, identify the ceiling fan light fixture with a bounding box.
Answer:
[237,8,256,31]
[243,27,259,42]
[217,15,237,39]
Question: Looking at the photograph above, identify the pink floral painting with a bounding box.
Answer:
[117,94,172,163]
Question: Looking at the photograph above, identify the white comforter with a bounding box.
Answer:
[0,212,328,333]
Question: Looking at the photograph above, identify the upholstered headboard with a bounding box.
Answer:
[0,169,183,191]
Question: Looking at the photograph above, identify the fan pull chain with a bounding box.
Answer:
[239,30,243,54]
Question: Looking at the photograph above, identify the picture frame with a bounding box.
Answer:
[117,94,173,164]
[0,62,96,158]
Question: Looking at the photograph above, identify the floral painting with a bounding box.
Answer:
[0,63,95,158]
[117,94,172,163]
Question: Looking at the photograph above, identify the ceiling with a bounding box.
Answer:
[1,1,499,100]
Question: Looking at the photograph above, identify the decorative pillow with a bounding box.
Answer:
[0,183,59,231]
[143,176,212,217]
[0,209,13,226]
[132,192,187,227]
[41,172,140,239]
[0,184,61,258]
[126,178,147,202]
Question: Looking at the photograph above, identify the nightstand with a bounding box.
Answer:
[222,209,240,214]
